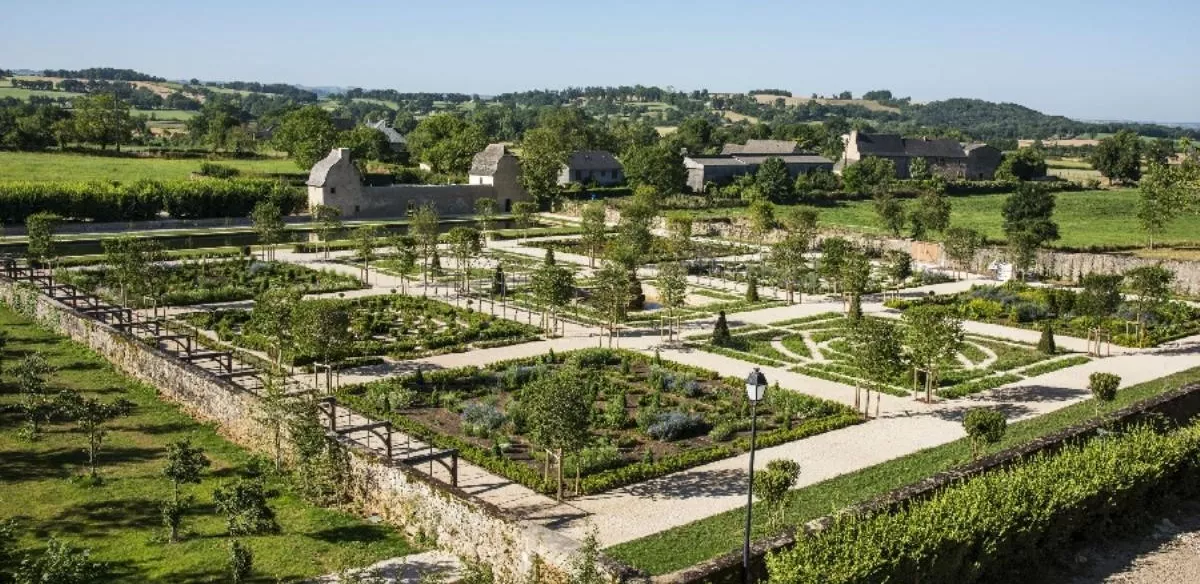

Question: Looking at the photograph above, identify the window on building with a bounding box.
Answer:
[330,187,336,195]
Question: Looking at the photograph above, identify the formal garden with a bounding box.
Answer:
[0,306,415,583]
[695,311,1086,400]
[884,270,1200,347]
[336,348,862,496]
[57,258,364,307]
[179,292,542,367]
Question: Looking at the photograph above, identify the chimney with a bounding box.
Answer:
[336,147,352,158]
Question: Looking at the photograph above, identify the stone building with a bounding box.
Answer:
[307,145,529,218]
[558,150,624,186]
[684,153,833,193]
[838,130,1001,180]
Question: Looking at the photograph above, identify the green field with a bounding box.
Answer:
[0,86,83,100]
[0,306,415,582]
[607,365,1200,575]
[676,189,1200,251]
[0,151,303,182]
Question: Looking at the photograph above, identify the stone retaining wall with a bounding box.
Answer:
[657,381,1200,583]
[0,279,634,584]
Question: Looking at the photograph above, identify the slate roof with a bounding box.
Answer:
[307,148,350,187]
[963,143,996,153]
[367,120,406,145]
[469,144,510,176]
[734,154,832,165]
[852,132,967,159]
[565,150,622,171]
[720,139,799,155]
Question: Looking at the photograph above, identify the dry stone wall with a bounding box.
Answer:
[0,279,632,584]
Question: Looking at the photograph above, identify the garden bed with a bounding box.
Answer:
[884,281,1200,347]
[57,258,364,307]
[519,235,756,264]
[179,292,541,363]
[336,348,861,496]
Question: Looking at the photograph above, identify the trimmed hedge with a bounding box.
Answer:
[0,179,304,224]
[767,420,1200,584]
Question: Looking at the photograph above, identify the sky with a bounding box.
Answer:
[3,0,1198,122]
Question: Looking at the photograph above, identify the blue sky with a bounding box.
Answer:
[3,0,1197,121]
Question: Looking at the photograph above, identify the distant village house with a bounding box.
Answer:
[559,150,624,186]
[838,130,1001,179]
[685,140,833,193]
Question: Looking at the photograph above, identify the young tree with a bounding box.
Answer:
[902,305,964,402]
[530,261,575,333]
[1125,264,1174,342]
[769,234,809,304]
[474,198,497,245]
[446,226,482,293]
[656,261,688,341]
[102,236,165,306]
[389,234,418,293]
[943,227,983,278]
[249,287,302,366]
[963,408,1007,459]
[579,202,608,268]
[228,540,254,584]
[249,201,285,261]
[909,189,951,240]
[591,261,633,346]
[782,207,820,249]
[512,201,539,240]
[57,391,135,480]
[839,250,872,320]
[523,366,595,497]
[665,215,693,260]
[1090,129,1143,185]
[753,459,801,529]
[1077,273,1124,318]
[818,237,851,293]
[609,197,655,269]
[161,438,210,542]
[14,353,55,440]
[311,204,343,260]
[255,372,291,472]
[519,126,570,205]
[847,317,906,417]
[410,204,440,287]
[1002,183,1059,277]
[213,479,278,535]
[292,300,352,389]
[747,199,776,237]
[14,537,108,584]
[25,212,60,268]
[842,156,895,197]
[1137,162,1194,248]
[883,249,913,288]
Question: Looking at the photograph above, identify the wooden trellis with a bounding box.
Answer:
[1087,327,1112,357]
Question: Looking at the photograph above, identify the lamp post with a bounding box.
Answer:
[743,366,768,583]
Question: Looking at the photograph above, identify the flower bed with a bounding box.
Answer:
[520,235,755,264]
[336,348,861,496]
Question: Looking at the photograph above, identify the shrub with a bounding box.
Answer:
[963,408,1007,458]
[1089,372,1121,404]
[646,411,708,442]
[712,311,733,347]
[564,445,623,477]
[602,390,629,429]
[754,459,802,528]
[228,540,253,584]
[1037,322,1056,354]
[198,162,240,178]
[766,422,1200,584]
[212,479,278,535]
[461,401,506,435]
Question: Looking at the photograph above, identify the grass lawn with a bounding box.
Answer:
[674,189,1200,251]
[0,306,416,582]
[605,365,1200,575]
[0,151,303,182]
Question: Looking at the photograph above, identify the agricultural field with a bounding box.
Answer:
[57,259,364,307]
[181,292,541,363]
[131,108,199,121]
[0,151,303,182]
[0,307,415,582]
[693,312,1076,398]
[886,281,1200,347]
[675,189,1200,251]
[337,348,861,495]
